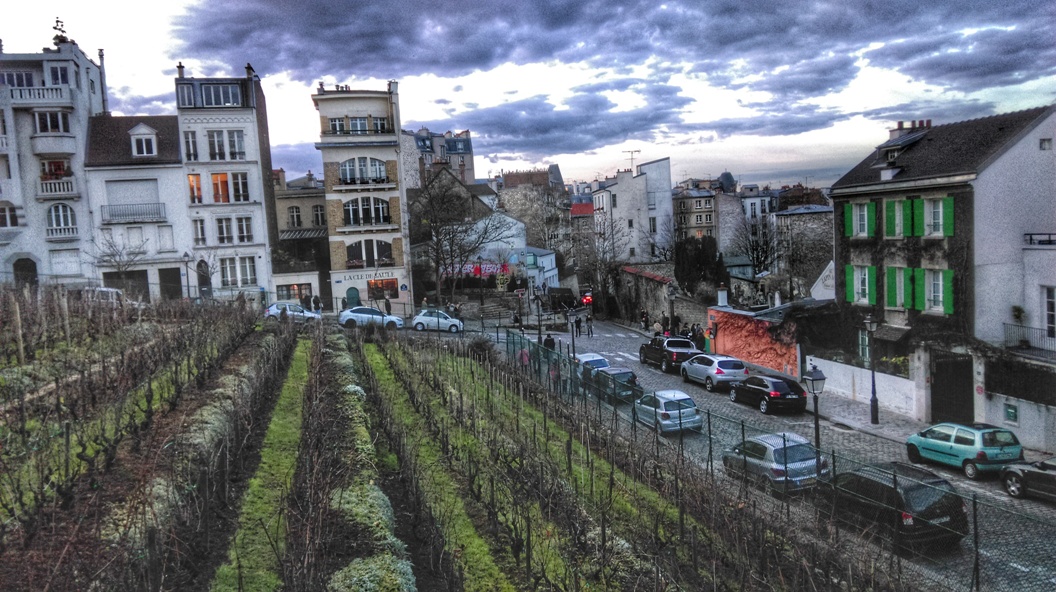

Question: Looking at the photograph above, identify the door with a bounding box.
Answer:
[918,425,956,464]
[345,286,361,308]
[196,260,212,300]
[931,351,974,423]
[158,267,183,300]
[13,258,38,286]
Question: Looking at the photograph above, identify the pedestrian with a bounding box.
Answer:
[574,316,582,337]
[672,313,681,331]
[341,296,347,309]
[421,296,428,311]
[640,309,648,329]
[384,297,392,315]
[586,314,594,337]
[660,312,669,332]
[543,333,555,350]
[454,302,463,319]
[312,294,321,312]
[653,320,662,336]
[513,312,522,328]
[519,347,530,372]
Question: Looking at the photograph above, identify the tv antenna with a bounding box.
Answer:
[623,149,640,171]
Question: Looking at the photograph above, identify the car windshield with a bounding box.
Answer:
[982,430,1019,447]
[772,443,817,464]
[769,381,791,393]
[666,340,693,348]
[584,359,609,369]
[902,482,957,514]
[717,360,744,370]
[609,372,634,383]
[663,398,696,411]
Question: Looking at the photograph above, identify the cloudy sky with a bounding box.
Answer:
[7,1,1055,188]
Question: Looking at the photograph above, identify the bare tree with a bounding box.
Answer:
[643,216,677,262]
[729,215,779,276]
[499,184,565,253]
[90,232,150,298]
[576,213,632,315]
[779,224,832,300]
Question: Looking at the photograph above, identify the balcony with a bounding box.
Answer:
[10,86,70,106]
[341,214,393,228]
[37,178,79,200]
[322,128,393,137]
[1024,233,1056,245]
[334,177,396,191]
[1004,323,1056,362]
[31,133,78,155]
[101,203,166,223]
[272,258,318,274]
[45,226,78,241]
[346,258,395,269]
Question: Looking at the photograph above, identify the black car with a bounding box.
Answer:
[1000,457,1056,502]
[816,462,969,553]
[595,366,641,404]
[728,374,807,414]
[638,337,702,373]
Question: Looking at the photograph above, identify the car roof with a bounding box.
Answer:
[654,389,692,400]
[577,353,606,361]
[933,422,1006,432]
[749,432,811,448]
[599,366,634,374]
[849,461,950,486]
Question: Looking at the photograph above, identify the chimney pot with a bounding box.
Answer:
[926,119,932,128]
[176,62,185,78]
[897,121,904,130]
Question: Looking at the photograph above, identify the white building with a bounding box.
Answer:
[590,157,673,263]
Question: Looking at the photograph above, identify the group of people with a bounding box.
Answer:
[573,314,594,337]
[300,293,322,312]
[640,308,708,347]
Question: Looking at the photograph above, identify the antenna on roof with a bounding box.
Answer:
[623,149,640,171]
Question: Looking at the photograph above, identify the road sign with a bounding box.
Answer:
[515,288,526,298]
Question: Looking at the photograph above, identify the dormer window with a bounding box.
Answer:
[886,149,899,162]
[128,123,158,157]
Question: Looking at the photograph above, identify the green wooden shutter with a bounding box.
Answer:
[843,203,853,236]
[902,200,913,237]
[886,267,898,307]
[943,269,955,314]
[913,268,926,310]
[912,199,925,236]
[866,202,876,236]
[845,265,855,302]
[903,267,914,308]
[867,266,877,305]
[943,196,955,236]
[885,201,896,236]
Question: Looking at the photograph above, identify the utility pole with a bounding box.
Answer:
[623,149,640,171]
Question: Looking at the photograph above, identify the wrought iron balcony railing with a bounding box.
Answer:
[1004,322,1056,361]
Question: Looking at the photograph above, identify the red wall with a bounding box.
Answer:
[707,307,800,377]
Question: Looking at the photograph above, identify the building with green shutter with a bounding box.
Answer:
[829,106,1056,448]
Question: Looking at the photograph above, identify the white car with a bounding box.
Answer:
[263,301,322,324]
[339,306,403,330]
[411,309,463,333]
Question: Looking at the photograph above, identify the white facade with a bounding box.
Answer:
[590,157,672,263]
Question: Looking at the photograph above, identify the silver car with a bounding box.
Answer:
[263,301,322,324]
[632,390,703,434]
[681,354,748,391]
[411,309,464,332]
[339,306,403,330]
[721,432,830,495]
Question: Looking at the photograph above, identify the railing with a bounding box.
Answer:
[1004,323,1056,360]
[45,226,78,240]
[336,177,393,186]
[101,203,166,223]
[346,258,396,269]
[10,87,67,102]
[322,128,391,136]
[272,259,318,274]
[38,178,76,197]
[1024,233,1056,245]
[341,214,393,227]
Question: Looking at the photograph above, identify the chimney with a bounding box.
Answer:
[177,62,185,78]
[245,63,255,78]
[926,119,932,128]
[717,283,728,307]
[889,120,912,140]
[98,49,109,114]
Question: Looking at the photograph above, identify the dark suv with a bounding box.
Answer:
[816,462,969,553]
[638,337,702,373]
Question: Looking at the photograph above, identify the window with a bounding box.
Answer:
[695,199,702,209]
[40,159,71,178]
[1,72,35,87]
[184,131,199,161]
[0,202,18,227]
[695,214,703,224]
[927,269,944,311]
[202,84,241,107]
[373,197,390,223]
[127,226,144,250]
[237,217,253,242]
[627,219,634,229]
[288,206,302,228]
[231,172,249,202]
[159,225,174,251]
[239,257,257,286]
[705,198,712,209]
[858,330,871,361]
[649,217,657,233]
[1047,287,1055,338]
[50,66,69,85]
[678,215,686,225]
[1041,138,1053,151]
[133,137,155,156]
[369,158,386,180]
[705,228,713,237]
[750,203,757,218]
[924,198,954,236]
[350,117,368,134]
[885,266,911,309]
[373,117,388,133]
[212,173,230,203]
[216,218,233,244]
[611,194,617,208]
[680,202,686,211]
[844,201,876,237]
[47,203,77,237]
[227,130,245,160]
[36,112,70,133]
[844,264,876,304]
[884,199,907,237]
[629,247,635,257]
[177,84,194,107]
[207,131,226,160]
[188,174,203,203]
[329,118,346,133]
[220,257,237,287]
[312,205,326,226]
[193,219,206,246]
[705,213,712,223]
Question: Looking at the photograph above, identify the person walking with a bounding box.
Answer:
[586,314,594,337]
[312,294,321,312]
[543,333,555,350]
[574,316,582,337]
[652,319,662,336]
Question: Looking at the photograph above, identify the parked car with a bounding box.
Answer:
[411,309,464,333]
[339,306,403,330]
[595,366,640,404]
[638,337,702,373]
[815,462,969,553]
[905,422,1023,480]
[721,432,830,495]
[632,390,703,434]
[728,374,807,414]
[681,353,749,391]
[1000,457,1056,502]
[263,301,322,324]
[574,353,610,374]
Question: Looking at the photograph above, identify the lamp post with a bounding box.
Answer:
[182,251,191,299]
[804,363,827,471]
[864,313,879,425]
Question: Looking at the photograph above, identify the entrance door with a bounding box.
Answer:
[158,267,183,300]
[196,260,212,300]
[345,287,361,308]
[930,351,973,424]
[13,258,38,286]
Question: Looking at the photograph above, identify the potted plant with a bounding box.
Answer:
[1011,305,1026,324]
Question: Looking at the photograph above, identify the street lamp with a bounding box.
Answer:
[182,251,191,299]
[864,313,879,425]
[804,363,827,470]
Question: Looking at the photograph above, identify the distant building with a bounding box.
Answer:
[591,158,673,263]
[272,169,327,305]
[399,127,475,188]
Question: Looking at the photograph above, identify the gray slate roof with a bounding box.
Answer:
[85,115,181,167]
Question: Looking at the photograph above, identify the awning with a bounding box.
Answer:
[279,228,328,240]
[874,324,910,342]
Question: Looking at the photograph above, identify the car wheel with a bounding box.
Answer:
[758,397,769,415]
[681,369,690,383]
[963,461,980,480]
[449,324,459,333]
[907,445,922,464]
[654,420,664,435]
[264,315,278,324]
[386,321,397,330]
[704,377,715,392]
[729,389,738,403]
[639,350,647,364]
[661,359,671,373]
[342,319,355,329]
[414,322,426,331]
[763,478,781,499]
[1003,473,1025,498]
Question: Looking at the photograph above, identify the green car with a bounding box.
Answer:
[906,422,1023,480]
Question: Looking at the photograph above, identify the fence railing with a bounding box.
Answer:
[1004,322,1056,360]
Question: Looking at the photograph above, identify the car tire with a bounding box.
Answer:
[639,350,647,364]
[654,420,664,435]
[682,369,690,383]
[907,445,922,464]
[449,324,459,333]
[758,397,770,414]
[414,322,426,331]
[661,359,671,373]
[1003,473,1025,498]
[343,319,356,329]
[963,461,980,480]
[386,321,397,330]
[729,389,738,403]
[704,377,715,392]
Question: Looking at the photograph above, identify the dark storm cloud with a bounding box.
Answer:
[271,143,323,178]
